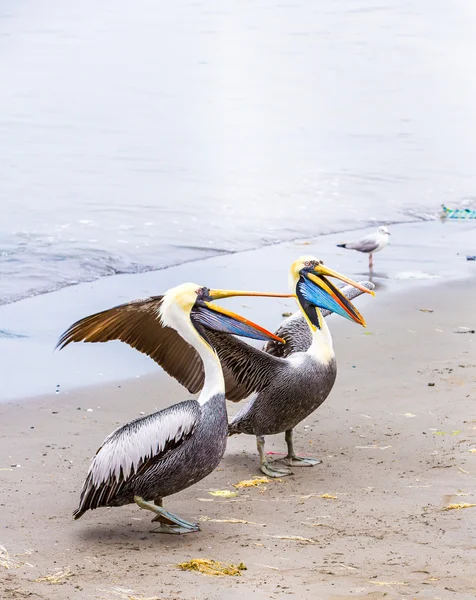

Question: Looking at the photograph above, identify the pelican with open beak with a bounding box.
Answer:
[57,283,289,533]
[216,256,375,477]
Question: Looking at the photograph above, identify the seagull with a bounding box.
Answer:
[337,226,390,269]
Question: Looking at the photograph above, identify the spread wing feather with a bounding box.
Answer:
[57,296,205,394]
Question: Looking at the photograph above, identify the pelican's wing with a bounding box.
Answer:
[57,296,205,394]
[206,331,287,403]
[74,400,200,515]
[262,311,311,358]
[263,282,375,358]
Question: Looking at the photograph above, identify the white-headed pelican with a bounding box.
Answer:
[56,283,288,533]
[210,257,375,477]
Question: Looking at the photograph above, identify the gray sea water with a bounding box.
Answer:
[1,0,476,305]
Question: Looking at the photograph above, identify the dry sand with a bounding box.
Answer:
[1,278,476,600]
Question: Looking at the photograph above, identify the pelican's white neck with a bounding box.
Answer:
[307,312,335,364]
[159,294,224,405]
[296,299,335,366]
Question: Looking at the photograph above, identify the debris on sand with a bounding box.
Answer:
[34,568,73,584]
[469,448,476,454]
[282,312,293,317]
[233,477,270,488]
[269,535,319,544]
[455,327,475,334]
[177,559,247,577]
[442,503,476,511]
[256,563,280,571]
[291,493,337,500]
[97,588,161,600]
[208,490,238,498]
[370,580,408,586]
[419,308,434,313]
[200,516,265,526]
[0,546,34,570]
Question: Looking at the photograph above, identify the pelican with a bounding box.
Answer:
[209,257,375,477]
[337,226,390,269]
[56,283,288,534]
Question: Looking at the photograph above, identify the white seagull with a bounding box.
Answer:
[337,226,390,269]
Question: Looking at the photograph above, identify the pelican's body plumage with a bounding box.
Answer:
[228,325,337,437]
[57,283,286,533]
[74,395,227,518]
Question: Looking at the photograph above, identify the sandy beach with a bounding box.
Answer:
[1,265,475,599]
[3,2,476,597]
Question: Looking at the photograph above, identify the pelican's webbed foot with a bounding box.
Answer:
[280,429,321,468]
[281,455,321,467]
[256,435,293,478]
[260,461,293,478]
[150,523,199,535]
[134,495,200,534]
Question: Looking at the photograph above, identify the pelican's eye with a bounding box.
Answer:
[304,259,321,269]
[196,286,210,298]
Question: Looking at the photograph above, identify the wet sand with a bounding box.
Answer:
[1,219,475,402]
[1,276,476,600]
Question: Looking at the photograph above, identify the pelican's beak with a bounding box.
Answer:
[201,302,286,344]
[192,287,289,343]
[301,265,374,327]
[311,265,375,297]
[208,289,293,300]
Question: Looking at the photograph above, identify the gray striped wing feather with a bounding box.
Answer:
[57,296,205,394]
[262,282,375,358]
[76,400,201,513]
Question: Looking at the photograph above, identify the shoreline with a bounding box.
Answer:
[0,214,435,310]
[1,218,475,402]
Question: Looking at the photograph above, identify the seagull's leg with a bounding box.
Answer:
[369,253,373,270]
[134,495,200,534]
[280,429,321,467]
[257,435,292,478]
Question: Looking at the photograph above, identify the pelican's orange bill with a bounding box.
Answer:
[310,265,375,297]
[202,301,285,343]
[209,289,293,300]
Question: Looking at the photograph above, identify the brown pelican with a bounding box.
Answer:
[56,283,288,534]
[337,226,390,269]
[212,257,375,477]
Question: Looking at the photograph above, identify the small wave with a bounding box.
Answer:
[0,329,29,339]
[0,201,470,307]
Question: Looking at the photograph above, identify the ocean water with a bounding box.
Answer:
[1,0,476,305]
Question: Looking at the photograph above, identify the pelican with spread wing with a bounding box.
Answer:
[57,283,287,533]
